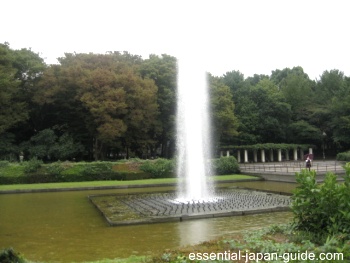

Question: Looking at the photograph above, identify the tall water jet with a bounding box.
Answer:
[176,56,213,200]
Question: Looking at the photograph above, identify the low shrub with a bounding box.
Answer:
[337,150,350,161]
[0,160,10,168]
[0,247,26,263]
[212,156,240,175]
[46,161,65,178]
[0,160,168,184]
[23,158,43,173]
[291,165,350,238]
[139,158,174,178]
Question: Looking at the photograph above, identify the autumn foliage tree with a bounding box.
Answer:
[34,52,159,160]
[2,43,350,161]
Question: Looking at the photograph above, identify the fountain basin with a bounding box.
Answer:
[89,189,291,226]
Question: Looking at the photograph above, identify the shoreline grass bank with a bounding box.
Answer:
[0,174,260,194]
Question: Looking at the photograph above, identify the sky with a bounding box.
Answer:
[1,0,349,80]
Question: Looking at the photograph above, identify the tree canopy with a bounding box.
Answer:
[1,43,350,161]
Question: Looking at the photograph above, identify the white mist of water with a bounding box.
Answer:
[176,56,213,201]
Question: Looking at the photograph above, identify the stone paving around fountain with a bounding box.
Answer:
[89,188,291,226]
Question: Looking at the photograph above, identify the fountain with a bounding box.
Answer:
[89,55,292,226]
[176,56,213,201]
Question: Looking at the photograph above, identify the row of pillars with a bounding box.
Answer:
[220,148,313,163]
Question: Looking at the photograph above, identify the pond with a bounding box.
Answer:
[0,181,296,262]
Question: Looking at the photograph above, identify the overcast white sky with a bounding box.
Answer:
[1,0,349,80]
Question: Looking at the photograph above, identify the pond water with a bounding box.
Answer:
[0,182,296,262]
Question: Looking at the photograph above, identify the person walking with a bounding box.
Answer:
[305,156,312,171]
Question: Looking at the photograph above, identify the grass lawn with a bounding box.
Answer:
[0,174,258,192]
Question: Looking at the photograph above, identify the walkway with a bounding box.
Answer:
[240,160,346,183]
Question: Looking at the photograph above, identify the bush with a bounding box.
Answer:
[0,160,10,168]
[139,158,174,178]
[45,161,65,179]
[212,156,240,175]
[337,150,350,161]
[291,166,350,238]
[79,162,116,180]
[23,158,43,173]
[0,247,26,263]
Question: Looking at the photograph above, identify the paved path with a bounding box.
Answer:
[240,160,346,182]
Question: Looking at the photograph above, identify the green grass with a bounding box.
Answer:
[0,174,257,192]
[0,163,24,176]
[76,255,147,263]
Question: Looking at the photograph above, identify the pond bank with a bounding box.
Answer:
[0,175,261,194]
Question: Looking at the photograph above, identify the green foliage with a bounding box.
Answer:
[3,42,350,160]
[210,76,239,145]
[212,156,240,175]
[52,133,85,160]
[0,43,31,135]
[46,161,65,179]
[27,128,57,159]
[23,158,43,173]
[0,247,26,263]
[288,120,323,145]
[221,143,311,151]
[291,167,350,238]
[147,223,349,263]
[0,160,10,168]
[139,158,174,178]
[336,150,350,161]
[23,129,84,161]
[79,162,116,180]
[0,160,156,184]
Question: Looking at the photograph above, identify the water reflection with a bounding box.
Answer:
[178,220,211,246]
[0,182,294,262]
[177,212,292,248]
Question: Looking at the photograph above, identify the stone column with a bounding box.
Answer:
[261,149,266,163]
[285,150,290,161]
[277,149,282,162]
[244,149,248,163]
[269,149,274,162]
[19,152,24,163]
[293,148,298,161]
[309,148,313,155]
[226,150,230,157]
[237,150,241,163]
[253,150,258,162]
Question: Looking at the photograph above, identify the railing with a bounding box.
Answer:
[239,161,345,174]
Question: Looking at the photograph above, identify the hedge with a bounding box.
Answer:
[0,161,153,185]
[337,150,350,161]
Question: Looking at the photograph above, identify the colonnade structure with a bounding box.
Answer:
[219,143,314,163]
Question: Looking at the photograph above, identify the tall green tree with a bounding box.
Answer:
[139,54,177,157]
[0,43,46,134]
[35,52,159,160]
[233,78,292,144]
[209,75,239,147]
[221,70,245,94]
[0,43,46,160]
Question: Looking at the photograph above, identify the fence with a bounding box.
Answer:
[239,160,346,175]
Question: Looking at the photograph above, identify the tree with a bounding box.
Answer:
[139,54,177,157]
[0,44,29,134]
[233,78,292,144]
[221,70,245,94]
[22,128,84,161]
[279,72,314,119]
[209,75,239,147]
[287,120,323,144]
[311,70,350,150]
[35,52,159,160]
